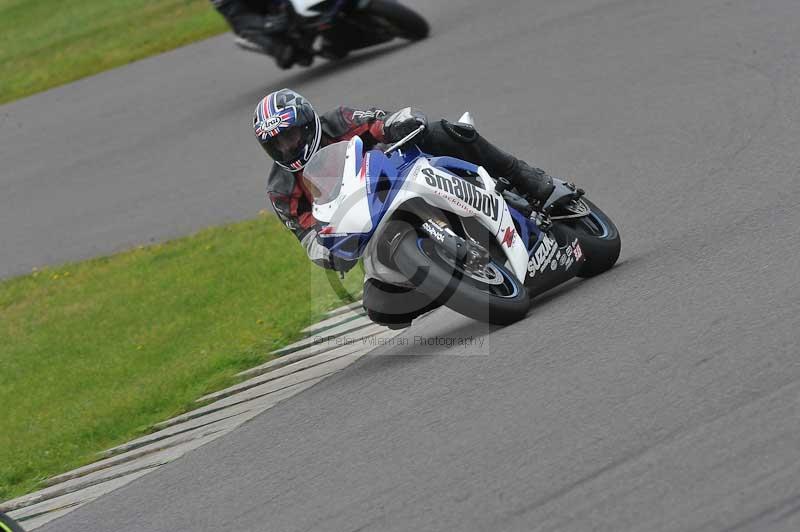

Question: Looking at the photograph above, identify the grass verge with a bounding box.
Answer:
[0,214,363,501]
[0,0,228,105]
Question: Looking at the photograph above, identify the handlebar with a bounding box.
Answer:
[383,125,426,155]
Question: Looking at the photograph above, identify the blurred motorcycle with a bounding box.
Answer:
[237,0,429,66]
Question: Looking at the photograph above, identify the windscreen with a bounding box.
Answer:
[302,141,351,205]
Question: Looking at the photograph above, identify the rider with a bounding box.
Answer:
[210,0,308,69]
[254,88,574,327]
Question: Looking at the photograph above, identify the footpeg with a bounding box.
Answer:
[542,179,585,214]
[494,177,513,194]
[532,211,552,231]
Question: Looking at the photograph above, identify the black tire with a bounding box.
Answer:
[561,199,620,278]
[363,0,430,41]
[392,230,530,325]
[0,513,26,532]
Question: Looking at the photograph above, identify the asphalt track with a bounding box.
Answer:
[4,0,800,530]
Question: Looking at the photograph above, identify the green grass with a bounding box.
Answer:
[0,0,228,104]
[0,214,363,501]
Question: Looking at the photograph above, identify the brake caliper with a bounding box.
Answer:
[419,219,491,274]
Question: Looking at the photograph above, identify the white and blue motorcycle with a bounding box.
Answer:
[304,115,621,325]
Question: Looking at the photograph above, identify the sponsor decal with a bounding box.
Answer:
[501,226,516,248]
[573,239,583,261]
[422,221,446,243]
[352,109,385,120]
[263,116,282,133]
[318,225,349,238]
[421,168,500,221]
[255,105,297,140]
[527,236,585,278]
[527,234,557,277]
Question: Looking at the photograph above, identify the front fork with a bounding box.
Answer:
[416,219,490,272]
[383,201,492,274]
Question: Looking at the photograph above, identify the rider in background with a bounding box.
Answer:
[254,88,577,327]
[210,0,310,69]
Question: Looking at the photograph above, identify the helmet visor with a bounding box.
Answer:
[260,124,310,166]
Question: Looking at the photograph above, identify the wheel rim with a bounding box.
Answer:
[417,238,521,299]
[434,246,505,285]
[574,212,610,238]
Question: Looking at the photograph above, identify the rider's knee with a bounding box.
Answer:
[439,119,479,143]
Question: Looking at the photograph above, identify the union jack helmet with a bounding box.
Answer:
[253,88,321,172]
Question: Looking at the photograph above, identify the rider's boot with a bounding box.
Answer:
[469,132,555,204]
[272,40,296,69]
[260,11,297,69]
[431,120,558,204]
[506,159,556,205]
[294,49,314,67]
[470,130,584,209]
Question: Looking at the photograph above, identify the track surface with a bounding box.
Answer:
[4,0,800,530]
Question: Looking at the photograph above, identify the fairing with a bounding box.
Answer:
[309,133,584,291]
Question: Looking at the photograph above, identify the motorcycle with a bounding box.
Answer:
[304,114,621,325]
[0,512,25,532]
[238,0,429,65]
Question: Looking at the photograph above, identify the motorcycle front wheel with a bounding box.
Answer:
[392,230,530,325]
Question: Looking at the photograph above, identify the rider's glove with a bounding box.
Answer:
[383,107,428,143]
[301,230,357,273]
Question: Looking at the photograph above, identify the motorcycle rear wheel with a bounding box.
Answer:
[559,199,621,278]
[363,0,430,41]
[392,230,530,325]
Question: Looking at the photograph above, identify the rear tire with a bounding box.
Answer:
[561,199,620,278]
[392,230,530,325]
[363,0,430,41]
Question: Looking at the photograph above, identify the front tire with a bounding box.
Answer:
[363,0,430,41]
[392,230,530,325]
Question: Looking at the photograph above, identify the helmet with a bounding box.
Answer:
[253,89,321,172]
